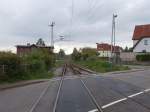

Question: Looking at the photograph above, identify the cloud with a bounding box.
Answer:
[0,0,150,54]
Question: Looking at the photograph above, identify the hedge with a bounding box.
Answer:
[136,54,150,61]
[0,50,56,82]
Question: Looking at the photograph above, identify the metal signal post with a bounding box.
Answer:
[49,22,55,47]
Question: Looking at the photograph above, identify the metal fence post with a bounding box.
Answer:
[2,65,5,74]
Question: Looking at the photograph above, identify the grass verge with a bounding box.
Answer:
[74,60,130,73]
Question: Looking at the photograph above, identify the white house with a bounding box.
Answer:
[96,43,122,58]
[133,24,150,53]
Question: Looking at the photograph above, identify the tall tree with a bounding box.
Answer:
[124,46,128,52]
[36,38,45,46]
[58,49,65,59]
[81,47,97,56]
[71,48,81,61]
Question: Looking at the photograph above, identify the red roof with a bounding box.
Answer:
[97,43,111,51]
[96,43,122,52]
[132,24,150,40]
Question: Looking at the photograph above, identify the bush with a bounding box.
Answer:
[0,52,26,82]
[22,49,55,77]
[86,56,98,61]
[136,54,150,61]
[0,49,56,83]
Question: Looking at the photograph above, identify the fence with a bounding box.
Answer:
[0,64,31,75]
[0,65,6,75]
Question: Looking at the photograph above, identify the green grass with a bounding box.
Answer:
[55,60,65,68]
[0,69,54,84]
[26,71,54,80]
[74,60,130,73]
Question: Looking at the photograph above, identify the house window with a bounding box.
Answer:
[144,40,148,45]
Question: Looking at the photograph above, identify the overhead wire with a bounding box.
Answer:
[69,0,74,40]
[67,0,102,44]
[87,0,102,21]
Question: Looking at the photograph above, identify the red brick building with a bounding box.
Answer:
[16,44,53,56]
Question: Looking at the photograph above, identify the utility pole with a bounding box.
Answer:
[49,22,55,47]
[110,14,117,65]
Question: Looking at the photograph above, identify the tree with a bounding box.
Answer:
[58,49,65,59]
[128,47,133,52]
[71,48,81,61]
[124,46,128,52]
[36,38,45,46]
[23,49,55,71]
[81,47,97,55]
[81,47,97,60]
[124,46,133,52]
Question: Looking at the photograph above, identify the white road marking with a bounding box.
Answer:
[101,88,150,109]
[144,88,150,92]
[128,92,143,98]
[88,109,98,112]
[102,98,127,109]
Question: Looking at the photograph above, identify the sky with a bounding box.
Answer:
[0,0,150,54]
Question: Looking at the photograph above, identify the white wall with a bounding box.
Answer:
[98,51,111,57]
[120,52,136,61]
[133,38,150,52]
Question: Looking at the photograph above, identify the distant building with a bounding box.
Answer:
[16,43,53,57]
[132,24,150,53]
[96,43,122,58]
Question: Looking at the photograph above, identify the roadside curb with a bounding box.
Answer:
[103,69,146,75]
[0,79,49,91]
[72,64,149,76]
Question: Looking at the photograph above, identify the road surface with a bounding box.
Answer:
[0,69,150,112]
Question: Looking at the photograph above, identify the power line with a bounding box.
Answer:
[87,0,102,21]
[69,0,74,39]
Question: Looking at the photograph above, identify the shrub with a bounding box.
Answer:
[136,54,150,61]
[23,49,55,74]
[0,49,56,82]
[0,52,26,81]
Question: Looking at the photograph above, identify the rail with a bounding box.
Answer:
[70,64,103,112]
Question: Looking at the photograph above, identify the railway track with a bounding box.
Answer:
[53,64,67,112]
[70,64,150,112]
[27,63,150,112]
[28,64,67,112]
[51,63,103,112]
[28,63,102,112]
[70,64,103,112]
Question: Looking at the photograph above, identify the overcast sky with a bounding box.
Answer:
[0,0,150,54]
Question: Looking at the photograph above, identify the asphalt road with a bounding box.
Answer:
[0,69,150,112]
[0,82,49,112]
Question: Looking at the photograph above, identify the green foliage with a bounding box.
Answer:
[124,46,133,52]
[0,52,26,82]
[86,55,98,61]
[0,49,56,83]
[81,47,97,56]
[71,48,81,61]
[36,38,45,46]
[81,47,97,60]
[136,54,150,61]
[23,49,55,71]
[74,60,129,73]
[124,46,129,52]
[58,49,65,59]
[71,47,98,61]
